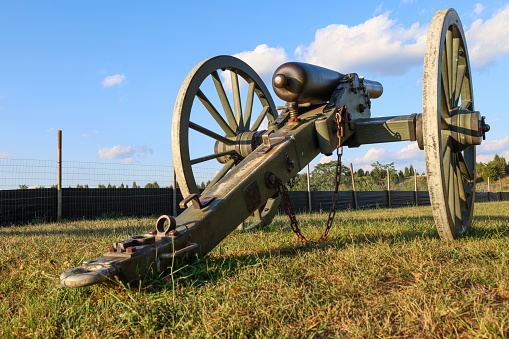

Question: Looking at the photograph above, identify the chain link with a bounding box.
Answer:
[277,181,307,242]
[276,106,346,243]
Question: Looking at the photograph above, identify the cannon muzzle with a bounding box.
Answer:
[272,62,382,103]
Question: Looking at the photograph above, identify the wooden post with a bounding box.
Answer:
[307,164,312,212]
[173,169,177,216]
[387,168,391,207]
[350,163,358,209]
[57,130,62,222]
[414,168,418,206]
[488,177,490,193]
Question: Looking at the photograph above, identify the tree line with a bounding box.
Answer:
[18,181,167,189]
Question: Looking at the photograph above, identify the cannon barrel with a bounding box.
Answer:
[272,62,383,103]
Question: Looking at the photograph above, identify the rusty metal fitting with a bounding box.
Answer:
[126,247,136,254]
[265,172,279,188]
[168,229,180,237]
[107,246,115,253]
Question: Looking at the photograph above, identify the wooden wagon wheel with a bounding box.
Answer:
[172,55,281,229]
[423,9,487,240]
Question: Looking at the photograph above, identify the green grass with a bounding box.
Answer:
[2,202,509,338]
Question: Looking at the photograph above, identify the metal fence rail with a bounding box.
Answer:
[1,158,506,225]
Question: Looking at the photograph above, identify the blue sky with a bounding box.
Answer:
[1,0,508,177]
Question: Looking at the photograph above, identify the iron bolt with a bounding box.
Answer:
[107,246,115,253]
[126,246,136,254]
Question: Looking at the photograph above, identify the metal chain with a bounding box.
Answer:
[317,146,342,242]
[277,180,307,242]
[317,107,345,242]
[277,106,346,243]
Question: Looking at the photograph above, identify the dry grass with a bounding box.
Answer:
[2,202,509,338]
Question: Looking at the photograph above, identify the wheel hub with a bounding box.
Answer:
[446,108,488,152]
[214,131,265,163]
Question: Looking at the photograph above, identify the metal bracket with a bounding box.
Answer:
[157,243,198,272]
[179,194,215,209]
[256,130,274,154]
[285,152,295,172]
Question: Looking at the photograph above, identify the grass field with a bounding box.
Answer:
[2,202,509,338]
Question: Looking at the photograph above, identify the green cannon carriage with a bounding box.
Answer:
[61,8,490,288]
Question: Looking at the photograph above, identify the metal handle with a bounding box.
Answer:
[60,265,120,288]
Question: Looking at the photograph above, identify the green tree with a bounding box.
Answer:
[404,167,410,177]
[479,154,508,181]
[370,161,395,179]
[145,181,160,188]
[19,184,28,189]
[132,181,139,188]
[98,184,106,188]
[311,161,349,191]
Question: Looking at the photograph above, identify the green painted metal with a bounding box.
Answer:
[60,8,490,288]
[351,114,417,146]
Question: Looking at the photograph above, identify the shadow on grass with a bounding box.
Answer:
[138,214,509,293]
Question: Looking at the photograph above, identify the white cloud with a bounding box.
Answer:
[395,142,419,159]
[223,44,288,91]
[102,74,126,87]
[373,3,383,16]
[466,5,509,68]
[98,144,153,161]
[121,158,136,164]
[295,12,428,76]
[98,145,134,159]
[319,155,334,163]
[354,147,388,164]
[479,135,509,151]
[473,3,485,15]
[234,44,287,78]
[476,154,494,163]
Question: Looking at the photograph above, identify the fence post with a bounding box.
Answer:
[414,168,418,206]
[57,130,62,222]
[387,168,391,208]
[173,169,177,216]
[350,163,358,209]
[307,164,312,212]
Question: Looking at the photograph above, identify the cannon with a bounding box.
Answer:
[61,8,490,287]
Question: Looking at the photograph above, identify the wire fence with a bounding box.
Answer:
[0,158,505,225]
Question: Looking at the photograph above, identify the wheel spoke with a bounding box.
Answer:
[447,153,457,227]
[231,70,244,132]
[454,64,466,107]
[441,84,450,118]
[190,150,235,165]
[205,159,235,190]
[446,29,453,108]
[460,100,472,110]
[452,155,463,228]
[244,82,255,130]
[455,157,468,214]
[189,121,235,146]
[456,152,473,180]
[251,106,270,131]
[441,49,451,114]
[451,37,460,105]
[211,70,238,133]
[196,89,236,137]
[442,135,451,160]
